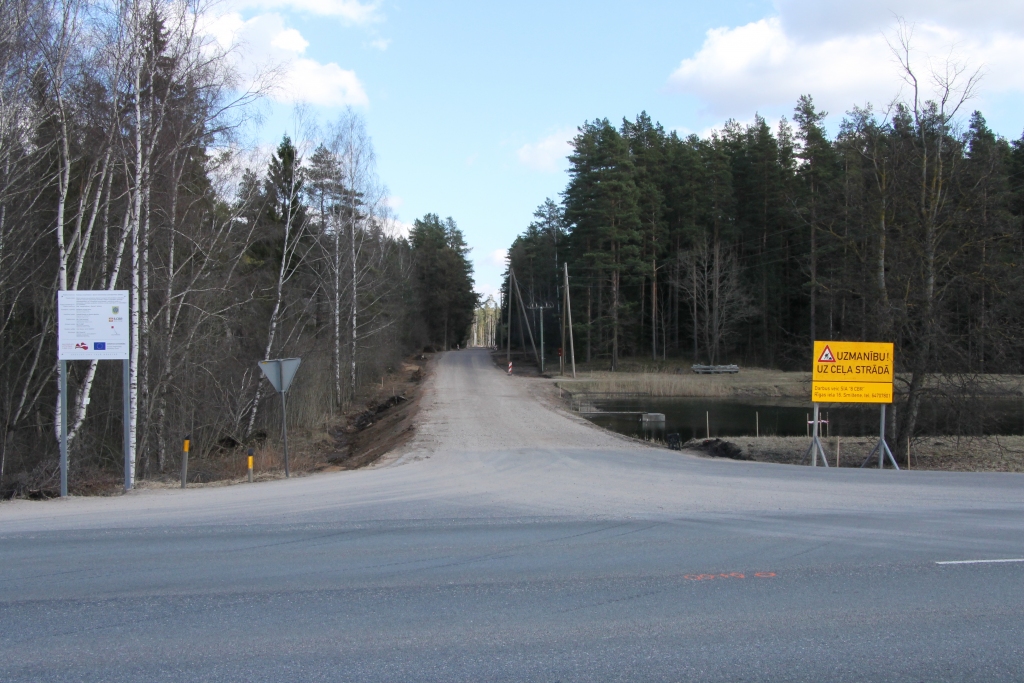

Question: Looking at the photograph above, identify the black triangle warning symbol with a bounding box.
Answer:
[818,345,836,363]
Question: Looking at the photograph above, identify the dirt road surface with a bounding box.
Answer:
[3,349,1024,682]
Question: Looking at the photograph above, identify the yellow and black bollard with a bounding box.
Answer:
[180,435,190,489]
[247,447,254,483]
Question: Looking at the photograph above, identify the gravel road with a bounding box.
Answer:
[3,349,1024,682]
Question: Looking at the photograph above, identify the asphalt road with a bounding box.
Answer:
[2,349,1023,682]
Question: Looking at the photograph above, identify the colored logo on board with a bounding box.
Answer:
[75,342,89,350]
[112,306,119,314]
[817,345,835,362]
[94,342,106,350]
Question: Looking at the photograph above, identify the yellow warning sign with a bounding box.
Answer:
[812,340,893,404]
[812,381,893,404]
[812,341,893,383]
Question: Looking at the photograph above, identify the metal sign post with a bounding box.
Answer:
[863,403,899,470]
[59,361,68,496]
[808,340,898,470]
[803,403,829,467]
[57,291,131,496]
[258,358,301,478]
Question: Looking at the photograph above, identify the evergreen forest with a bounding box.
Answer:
[505,96,1024,450]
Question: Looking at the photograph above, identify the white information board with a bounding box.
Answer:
[58,290,130,360]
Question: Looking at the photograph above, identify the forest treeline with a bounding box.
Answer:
[506,85,1024,455]
[0,0,476,495]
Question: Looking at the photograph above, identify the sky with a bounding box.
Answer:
[207,0,1024,300]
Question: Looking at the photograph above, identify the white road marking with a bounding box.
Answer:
[935,558,1024,565]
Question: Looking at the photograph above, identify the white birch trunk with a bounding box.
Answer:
[128,55,143,487]
[349,207,357,396]
[334,220,341,407]
[53,116,71,443]
[245,161,297,437]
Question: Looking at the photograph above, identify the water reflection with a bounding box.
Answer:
[580,397,1024,441]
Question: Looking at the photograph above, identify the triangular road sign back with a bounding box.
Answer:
[818,345,835,363]
[258,357,302,393]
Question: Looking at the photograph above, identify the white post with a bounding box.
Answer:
[879,404,886,470]
[813,403,820,467]
[60,361,68,498]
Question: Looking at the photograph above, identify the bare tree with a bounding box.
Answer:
[679,234,752,365]
[889,19,983,459]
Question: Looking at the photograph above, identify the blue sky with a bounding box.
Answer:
[210,0,1024,299]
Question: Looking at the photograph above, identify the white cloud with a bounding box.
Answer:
[285,59,368,106]
[204,12,368,108]
[270,27,308,52]
[775,0,1024,41]
[231,0,380,25]
[391,220,414,239]
[475,282,502,300]
[202,11,246,51]
[517,129,574,173]
[489,248,508,267]
[667,6,1024,122]
[369,38,391,51]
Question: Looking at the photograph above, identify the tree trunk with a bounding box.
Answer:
[611,243,619,371]
[651,257,657,360]
[349,205,357,398]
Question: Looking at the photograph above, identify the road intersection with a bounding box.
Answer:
[2,349,1023,681]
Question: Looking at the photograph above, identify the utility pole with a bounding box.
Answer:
[563,263,576,378]
[510,269,541,368]
[527,303,555,374]
[505,280,511,363]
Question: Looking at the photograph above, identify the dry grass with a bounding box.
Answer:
[136,357,430,490]
[5,356,430,499]
[557,368,810,399]
[131,430,334,490]
[557,367,1024,400]
[715,435,1024,472]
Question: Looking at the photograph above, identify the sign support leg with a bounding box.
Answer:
[123,359,132,491]
[878,404,885,470]
[803,402,829,467]
[60,360,68,498]
[880,404,899,470]
[860,404,899,469]
[281,391,290,478]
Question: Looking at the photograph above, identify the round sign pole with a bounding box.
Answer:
[60,360,68,497]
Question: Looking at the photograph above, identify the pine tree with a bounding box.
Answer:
[410,214,478,349]
[794,95,838,350]
[564,120,641,370]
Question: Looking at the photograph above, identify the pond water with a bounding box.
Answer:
[581,397,1024,442]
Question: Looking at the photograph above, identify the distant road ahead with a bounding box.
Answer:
[2,349,1023,682]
